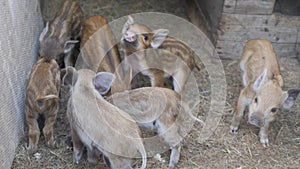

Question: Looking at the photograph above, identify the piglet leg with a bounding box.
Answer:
[259,122,270,147]
[168,144,181,169]
[26,107,40,154]
[43,109,58,148]
[148,70,164,88]
[71,127,84,164]
[87,147,100,164]
[230,88,251,133]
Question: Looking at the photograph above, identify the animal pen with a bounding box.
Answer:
[1,0,300,168]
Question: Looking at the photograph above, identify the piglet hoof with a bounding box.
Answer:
[168,165,175,169]
[87,149,100,165]
[47,139,57,149]
[168,161,177,169]
[74,156,81,165]
[65,135,73,149]
[260,138,269,148]
[74,149,83,164]
[229,125,238,134]
[26,144,37,155]
[87,157,98,165]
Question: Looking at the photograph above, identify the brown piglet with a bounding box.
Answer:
[77,15,121,73]
[24,57,61,154]
[121,15,200,94]
[39,0,83,68]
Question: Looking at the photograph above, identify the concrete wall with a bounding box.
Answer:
[0,0,43,168]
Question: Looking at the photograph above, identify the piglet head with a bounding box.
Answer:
[248,69,300,127]
[121,15,169,50]
[39,22,79,65]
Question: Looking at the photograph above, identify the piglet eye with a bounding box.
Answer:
[271,108,278,113]
[143,34,148,41]
[254,97,258,103]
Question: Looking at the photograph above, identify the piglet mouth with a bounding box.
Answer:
[122,37,137,48]
[124,36,136,42]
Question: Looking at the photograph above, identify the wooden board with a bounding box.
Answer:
[217,13,300,59]
[223,0,276,14]
[296,44,300,61]
[223,0,236,13]
[220,13,300,28]
[185,0,213,44]
[218,25,298,43]
[235,0,276,14]
[217,40,297,59]
[185,0,224,45]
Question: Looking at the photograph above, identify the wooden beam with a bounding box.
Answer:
[223,0,276,14]
[235,0,276,15]
[216,40,298,59]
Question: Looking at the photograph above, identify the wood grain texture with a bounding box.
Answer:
[217,13,300,59]
[223,0,276,14]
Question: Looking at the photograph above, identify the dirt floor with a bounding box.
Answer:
[12,0,300,168]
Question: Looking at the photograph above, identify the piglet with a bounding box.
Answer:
[230,39,300,147]
[39,0,83,68]
[25,57,61,154]
[121,15,200,94]
[105,68,203,169]
[63,67,147,169]
[78,15,121,73]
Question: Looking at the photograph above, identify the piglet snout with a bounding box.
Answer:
[249,116,265,127]
[124,31,136,42]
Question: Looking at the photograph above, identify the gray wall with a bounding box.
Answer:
[0,0,43,168]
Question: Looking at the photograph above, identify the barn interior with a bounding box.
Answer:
[1,0,299,168]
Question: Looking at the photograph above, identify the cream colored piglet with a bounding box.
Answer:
[104,67,203,169]
[63,67,147,169]
[230,39,300,147]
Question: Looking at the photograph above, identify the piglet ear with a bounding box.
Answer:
[64,40,79,53]
[150,29,169,49]
[127,15,134,24]
[253,69,267,91]
[282,89,300,109]
[93,72,116,95]
[62,66,78,86]
[60,68,67,81]
[122,15,134,35]
[39,22,49,42]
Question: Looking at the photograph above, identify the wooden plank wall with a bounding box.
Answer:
[185,0,224,45]
[216,0,300,60]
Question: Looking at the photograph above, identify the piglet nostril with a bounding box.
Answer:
[249,116,265,127]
